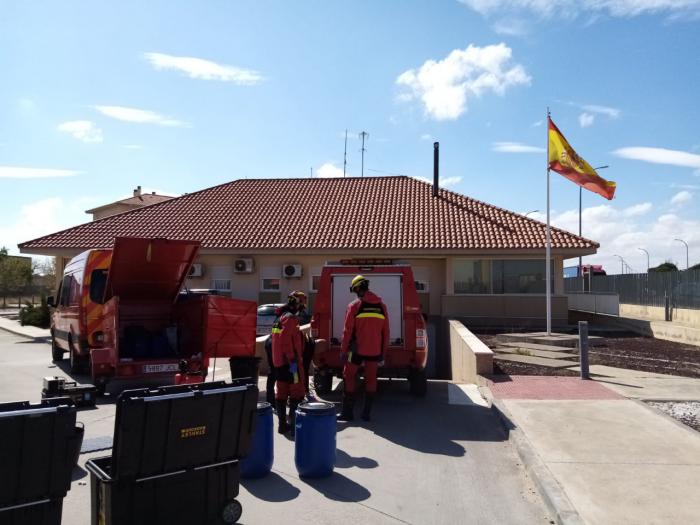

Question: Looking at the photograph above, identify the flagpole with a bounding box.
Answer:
[546,108,552,336]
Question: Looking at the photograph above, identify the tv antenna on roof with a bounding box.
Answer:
[359,131,369,177]
[343,129,348,177]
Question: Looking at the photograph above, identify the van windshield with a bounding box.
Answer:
[89,269,108,304]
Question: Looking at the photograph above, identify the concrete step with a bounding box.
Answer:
[495,332,605,348]
[494,354,579,369]
[500,342,579,354]
[492,346,578,360]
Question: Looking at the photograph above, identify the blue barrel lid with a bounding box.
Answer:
[298,401,336,416]
[257,401,272,413]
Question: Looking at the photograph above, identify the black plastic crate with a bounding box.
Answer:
[86,455,243,525]
[111,381,257,479]
[0,498,63,525]
[0,398,76,508]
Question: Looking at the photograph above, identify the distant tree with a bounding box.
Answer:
[649,261,678,272]
[691,262,700,271]
[0,247,33,307]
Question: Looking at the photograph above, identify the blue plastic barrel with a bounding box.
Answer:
[240,402,274,478]
[294,401,336,478]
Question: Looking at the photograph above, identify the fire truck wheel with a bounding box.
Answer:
[313,370,333,395]
[69,343,88,375]
[221,499,242,524]
[409,368,427,397]
[51,337,64,362]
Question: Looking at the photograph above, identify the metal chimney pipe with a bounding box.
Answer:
[433,142,439,197]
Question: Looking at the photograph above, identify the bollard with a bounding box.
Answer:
[578,321,589,380]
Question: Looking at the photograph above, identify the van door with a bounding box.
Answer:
[331,274,403,345]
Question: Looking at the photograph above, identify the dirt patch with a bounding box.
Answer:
[646,401,700,433]
[492,361,579,377]
[479,333,700,378]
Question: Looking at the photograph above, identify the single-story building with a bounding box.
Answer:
[19,176,597,376]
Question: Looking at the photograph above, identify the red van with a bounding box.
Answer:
[50,237,257,393]
[310,264,428,396]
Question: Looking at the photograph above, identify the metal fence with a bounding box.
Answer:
[564,269,700,310]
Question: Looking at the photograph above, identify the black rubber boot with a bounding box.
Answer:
[361,394,374,422]
[276,400,289,434]
[337,394,355,422]
[288,399,300,437]
[266,375,276,406]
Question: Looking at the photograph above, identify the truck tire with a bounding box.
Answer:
[69,338,88,375]
[51,336,64,362]
[313,369,333,395]
[409,368,427,397]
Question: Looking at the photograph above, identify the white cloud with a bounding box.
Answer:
[612,147,700,171]
[94,105,186,127]
[0,166,80,179]
[57,120,103,143]
[458,0,700,19]
[143,52,262,85]
[316,163,345,178]
[670,190,693,207]
[550,203,700,272]
[579,112,595,127]
[1,196,100,255]
[583,104,621,119]
[492,141,545,153]
[421,134,433,140]
[622,202,652,217]
[413,175,463,187]
[531,120,543,127]
[492,17,530,35]
[396,43,530,121]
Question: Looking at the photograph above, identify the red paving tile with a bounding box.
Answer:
[488,376,624,400]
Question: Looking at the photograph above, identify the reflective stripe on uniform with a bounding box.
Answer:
[356,312,386,319]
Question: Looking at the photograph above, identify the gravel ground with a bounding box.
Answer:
[646,401,700,433]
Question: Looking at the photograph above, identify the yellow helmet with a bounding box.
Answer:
[350,275,369,292]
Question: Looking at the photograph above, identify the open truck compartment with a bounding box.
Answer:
[85,381,258,525]
[90,238,257,388]
[311,264,428,396]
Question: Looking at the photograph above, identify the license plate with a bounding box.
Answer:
[142,363,179,374]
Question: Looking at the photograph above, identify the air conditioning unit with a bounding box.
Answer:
[282,264,302,278]
[188,263,204,278]
[234,258,254,273]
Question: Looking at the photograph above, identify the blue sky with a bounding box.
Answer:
[2,0,699,272]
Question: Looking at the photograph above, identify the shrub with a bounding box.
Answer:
[19,297,50,328]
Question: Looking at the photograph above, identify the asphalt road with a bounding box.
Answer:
[0,330,553,524]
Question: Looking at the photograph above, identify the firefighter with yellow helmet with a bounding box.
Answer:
[338,275,389,422]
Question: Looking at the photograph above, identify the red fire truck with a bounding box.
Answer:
[310,263,428,396]
[49,237,257,393]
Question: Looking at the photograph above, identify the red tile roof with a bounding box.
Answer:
[19,177,597,253]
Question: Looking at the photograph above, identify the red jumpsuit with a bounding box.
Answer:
[340,291,389,394]
[271,311,306,401]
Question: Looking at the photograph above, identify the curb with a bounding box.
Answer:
[480,386,585,525]
[0,324,51,343]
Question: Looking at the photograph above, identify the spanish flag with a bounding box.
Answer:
[548,117,616,200]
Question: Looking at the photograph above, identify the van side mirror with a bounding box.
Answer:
[47,296,56,308]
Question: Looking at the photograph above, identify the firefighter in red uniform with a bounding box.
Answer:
[338,275,389,422]
[271,291,307,435]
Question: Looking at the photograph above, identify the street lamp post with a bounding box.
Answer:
[674,238,689,270]
[525,210,540,218]
[638,248,650,273]
[613,254,624,275]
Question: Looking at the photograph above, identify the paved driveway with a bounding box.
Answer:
[0,330,552,524]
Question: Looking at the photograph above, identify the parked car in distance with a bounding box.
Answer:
[256,303,312,336]
[257,304,284,336]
